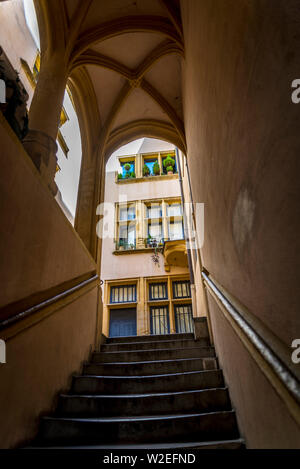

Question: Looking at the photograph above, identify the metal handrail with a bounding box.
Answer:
[0,273,99,331]
[202,270,300,423]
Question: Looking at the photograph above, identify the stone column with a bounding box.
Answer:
[168,276,176,333]
[136,277,145,335]
[23,53,68,195]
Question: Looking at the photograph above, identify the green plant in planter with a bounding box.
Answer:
[143,164,150,176]
[153,161,160,175]
[130,171,136,178]
[146,234,152,246]
[163,154,175,172]
[124,163,131,172]
[166,165,174,174]
[117,173,123,180]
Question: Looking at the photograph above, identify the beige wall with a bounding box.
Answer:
[0,115,99,448]
[0,115,95,310]
[101,153,189,282]
[181,0,300,447]
[0,287,98,448]
[0,0,37,105]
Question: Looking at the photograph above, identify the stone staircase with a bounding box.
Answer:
[31,332,244,449]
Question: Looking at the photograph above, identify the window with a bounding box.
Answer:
[149,282,168,300]
[173,280,191,298]
[146,203,162,218]
[168,220,184,240]
[167,202,182,217]
[119,223,136,247]
[115,197,184,252]
[174,304,194,333]
[162,155,177,174]
[148,221,162,240]
[110,284,137,303]
[121,160,135,177]
[143,158,159,176]
[150,306,170,335]
[120,204,136,220]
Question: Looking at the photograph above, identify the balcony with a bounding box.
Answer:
[113,237,188,259]
[162,239,188,271]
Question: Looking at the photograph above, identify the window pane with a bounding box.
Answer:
[175,304,193,333]
[144,159,158,175]
[149,282,167,300]
[121,161,135,176]
[120,205,135,220]
[168,220,183,240]
[150,306,169,334]
[119,224,136,246]
[173,281,191,298]
[111,285,136,303]
[148,221,162,239]
[147,204,162,218]
[167,203,182,217]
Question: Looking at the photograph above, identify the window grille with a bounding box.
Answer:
[150,306,170,335]
[174,304,194,333]
[110,284,137,303]
[173,280,191,298]
[149,282,168,300]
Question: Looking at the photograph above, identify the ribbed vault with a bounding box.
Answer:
[33,0,185,258]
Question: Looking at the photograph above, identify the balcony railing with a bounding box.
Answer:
[115,236,186,252]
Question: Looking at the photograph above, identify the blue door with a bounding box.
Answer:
[109,308,137,337]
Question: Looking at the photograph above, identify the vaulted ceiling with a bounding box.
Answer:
[36,0,185,161]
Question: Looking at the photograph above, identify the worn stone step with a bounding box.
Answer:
[84,357,217,376]
[101,338,208,352]
[39,411,239,445]
[57,387,231,417]
[27,439,245,450]
[105,333,195,344]
[72,369,224,395]
[92,346,215,363]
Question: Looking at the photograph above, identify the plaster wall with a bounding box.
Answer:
[181,0,300,446]
[0,115,96,310]
[0,0,37,104]
[0,287,98,448]
[101,152,189,281]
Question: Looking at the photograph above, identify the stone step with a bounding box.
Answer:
[57,387,231,417]
[39,411,239,445]
[84,357,217,376]
[27,439,245,450]
[92,346,215,363]
[105,332,195,344]
[101,338,208,352]
[72,369,224,395]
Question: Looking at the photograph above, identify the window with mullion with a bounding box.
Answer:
[110,284,137,303]
[121,161,135,177]
[167,203,182,217]
[146,203,162,219]
[149,282,168,300]
[174,304,193,333]
[173,280,191,298]
[119,204,136,221]
[150,306,170,335]
[119,223,136,247]
[168,219,184,240]
[148,220,162,241]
